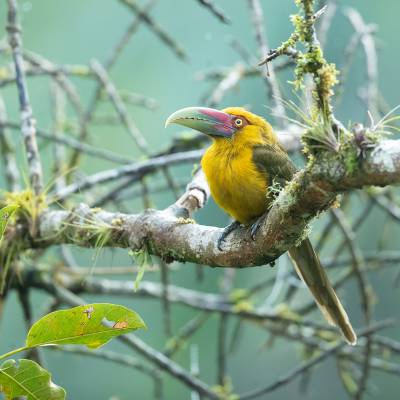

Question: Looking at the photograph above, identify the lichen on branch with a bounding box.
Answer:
[261,0,339,122]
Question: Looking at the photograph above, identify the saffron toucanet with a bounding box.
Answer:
[166,106,357,345]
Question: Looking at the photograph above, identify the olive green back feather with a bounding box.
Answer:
[252,143,296,187]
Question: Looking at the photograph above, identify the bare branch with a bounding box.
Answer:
[1,121,134,165]
[54,149,203,200]
[68,0,155,170]
[195,0,231,24]
[207,63,245,107]
[316,1,337,48]
[90,59,149,153]
[51,83,67,194]
[247,0,288,127]
[239,320,394,399]
[119,0,187,61]
[331,208,373,399]
[0,97,20,191]
[23,51,85,117]
[345,8,379,119]
[6,0,43,194]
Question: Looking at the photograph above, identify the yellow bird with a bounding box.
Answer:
[166,106,356,345]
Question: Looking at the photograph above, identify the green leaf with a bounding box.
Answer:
[26,303,146,350]
[0,358,65,400]
[0,204,19,242]
[129,248,152,291]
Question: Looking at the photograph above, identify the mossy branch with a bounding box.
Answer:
[260,0,339,123]
[22,137,400,268]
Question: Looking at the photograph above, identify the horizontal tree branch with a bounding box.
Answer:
[55,149,204,200]
[21,269,343,336]
[2,121,134,165]
[32,138,400,268]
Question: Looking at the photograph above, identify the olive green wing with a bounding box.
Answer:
[252,143,297,187]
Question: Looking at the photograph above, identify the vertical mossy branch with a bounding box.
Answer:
[295,0,338,120]
[6,0,44,196]
[261,0,339,125]
[257,0,345,154]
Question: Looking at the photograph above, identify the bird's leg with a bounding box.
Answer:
[250,213,276,267]
[218,220,241,251]
[250,213,267,240]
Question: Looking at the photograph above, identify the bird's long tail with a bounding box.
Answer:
[288,238,357,345]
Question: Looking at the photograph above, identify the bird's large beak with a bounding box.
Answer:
[165,107,235,137]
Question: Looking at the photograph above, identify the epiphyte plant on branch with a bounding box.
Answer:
[1,0,400,399]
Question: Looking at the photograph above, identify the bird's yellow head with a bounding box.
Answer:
[165,106,275,145]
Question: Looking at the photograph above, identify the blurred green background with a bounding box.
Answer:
[1,0,400,399]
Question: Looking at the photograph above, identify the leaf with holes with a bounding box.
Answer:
[26,303,146,349]
[0,358,65,400]
[0,204,19,242]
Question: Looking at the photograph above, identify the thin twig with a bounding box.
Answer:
[51,83,67,194]
[331,209,372,399]
[206,63,245,107]
[239,320,394,399]
[90,59,149,153]
[247,0,287,127]
[370,191,400,222]
[160,259,172,336]
[2,121,134,165]
[190,344,201,400]
[119,0,187,60]
[217,313,227,385]
[48,346,162,387]
[164,313,210,358]
[55,149,203,200]
[0,97,20,191]
[24,51,84,117]
[68,0,155,170]
[316,0,337,48]
[195,0,231,24]
[345,8,379,119]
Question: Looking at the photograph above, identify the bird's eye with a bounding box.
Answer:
[234,118,243,127]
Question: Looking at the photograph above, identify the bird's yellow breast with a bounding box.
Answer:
[201,141,269,224]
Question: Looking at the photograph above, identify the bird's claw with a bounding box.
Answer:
[218,220,241,251]
[250,214,266,240]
